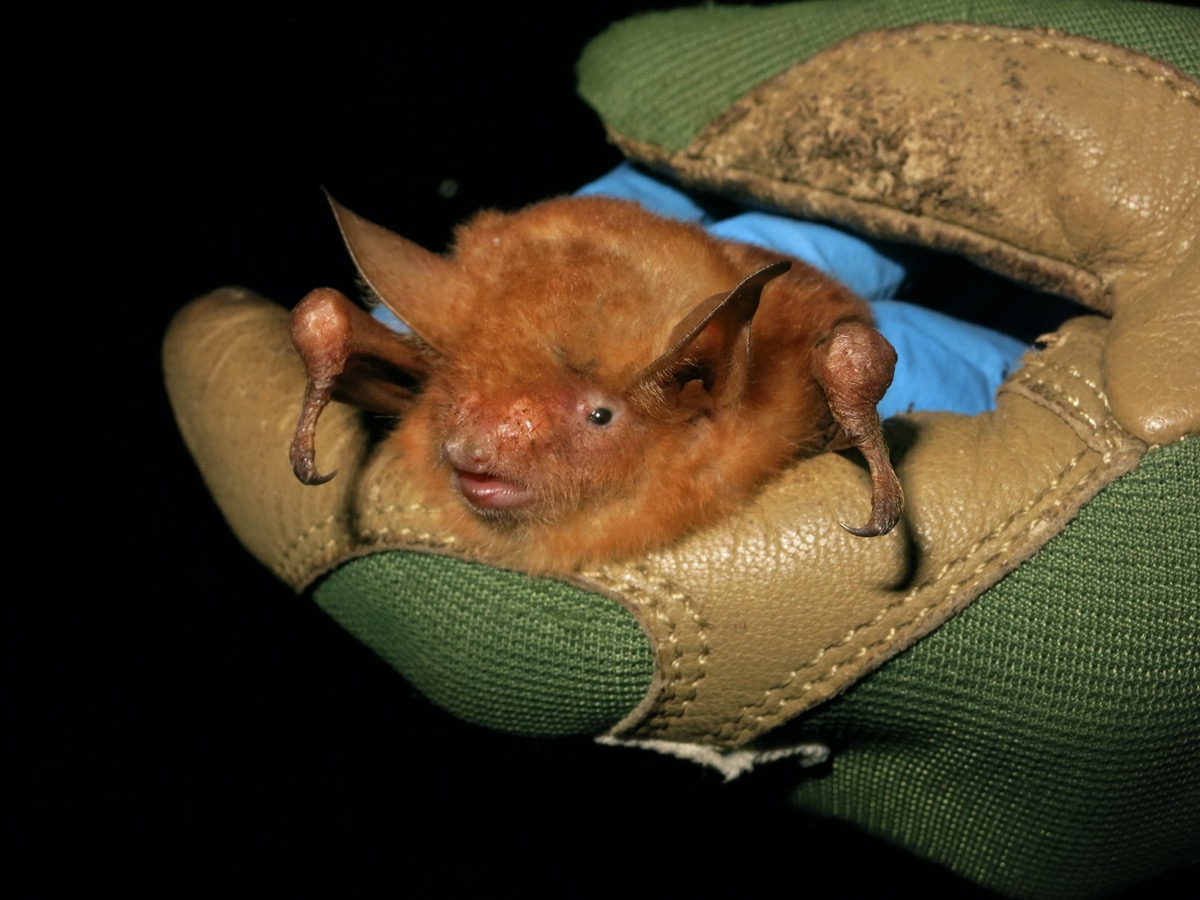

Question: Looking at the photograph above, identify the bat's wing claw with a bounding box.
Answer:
[289,426,339,486]
[300,469,338,486]
[839,501,902,538]
[292,457,339,486]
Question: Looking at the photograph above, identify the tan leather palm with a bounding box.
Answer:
[165,25,1197,747]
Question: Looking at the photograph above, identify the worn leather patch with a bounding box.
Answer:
[612,24,1200,447]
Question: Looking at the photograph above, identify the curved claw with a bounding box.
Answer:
[839,460,903,537]
[297,466,338,487]
[293,461,338,486]
[290,447,338,486]
[289,375,338,485]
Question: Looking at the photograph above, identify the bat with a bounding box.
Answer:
[289,194,902,572]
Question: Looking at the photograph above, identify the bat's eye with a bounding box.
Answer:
[588,407,614,426]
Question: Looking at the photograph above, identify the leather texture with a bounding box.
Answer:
[612,24,1200,446]
[164,24,1196,748]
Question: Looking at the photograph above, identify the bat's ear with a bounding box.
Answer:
[629,261,791,415]
[816,322,903,537]
[289,287,438,485]
[325,192,456,351]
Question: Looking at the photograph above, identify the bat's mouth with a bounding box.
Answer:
[453,469,534,512]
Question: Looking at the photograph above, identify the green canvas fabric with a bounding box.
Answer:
[783,437,1199,897]
[578,0,1200,155]
[313,551,655,736]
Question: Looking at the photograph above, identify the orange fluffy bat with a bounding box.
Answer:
[289,195,901,572]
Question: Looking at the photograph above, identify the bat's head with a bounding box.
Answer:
[395,199,795,533]
[432,365,648,524]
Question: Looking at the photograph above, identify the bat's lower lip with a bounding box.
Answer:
[453,470,533,510]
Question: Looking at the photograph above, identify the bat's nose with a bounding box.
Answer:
[442,434,495,472]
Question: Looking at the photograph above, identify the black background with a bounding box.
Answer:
[13,4,1189,894]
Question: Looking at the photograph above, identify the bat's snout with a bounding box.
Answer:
[443,428,536,516]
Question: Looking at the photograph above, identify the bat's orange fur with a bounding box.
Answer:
[291,196,897,573]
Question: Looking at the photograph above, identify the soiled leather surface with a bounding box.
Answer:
[164,24,1196,747]
[614,24,1200,446]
